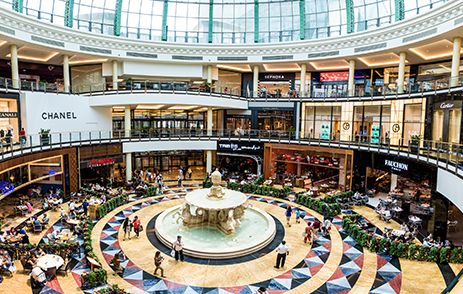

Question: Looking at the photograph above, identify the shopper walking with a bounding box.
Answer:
[154,251,166,277]
[172,235,184,262]
[285,206,292,227]
[303,222,312,244]
[132,216,141,238]
[122,217,132,240]
[187,167,193,180]
[274,240,289,269]
[295,207,302,224]
[19,127,26,145]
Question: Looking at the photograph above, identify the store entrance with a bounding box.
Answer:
[134,151,205,181]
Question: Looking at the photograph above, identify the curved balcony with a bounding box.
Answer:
[1,128,462,177]
[2,76,463,103]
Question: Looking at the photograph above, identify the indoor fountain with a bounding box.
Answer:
[155,169,276,259]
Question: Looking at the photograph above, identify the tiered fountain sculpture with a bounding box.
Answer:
[180,169,247,234]
[155,169,276,259]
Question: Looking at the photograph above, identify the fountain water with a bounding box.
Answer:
[155,169,276,259]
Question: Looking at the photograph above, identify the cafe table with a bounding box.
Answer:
[37,254,64,278]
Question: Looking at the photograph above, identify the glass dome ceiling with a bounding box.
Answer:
[0,0,450,44]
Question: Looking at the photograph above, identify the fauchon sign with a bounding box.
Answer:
[384,159,408,173]
[41,112,78,120]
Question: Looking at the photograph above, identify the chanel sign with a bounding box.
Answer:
[0,112,18,118]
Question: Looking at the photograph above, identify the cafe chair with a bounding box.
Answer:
[33,224,43,233]
[57,261,71,277]
[380,211,392,223]
[20,257,32,274]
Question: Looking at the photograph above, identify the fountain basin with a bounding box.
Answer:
[155,205,276,259]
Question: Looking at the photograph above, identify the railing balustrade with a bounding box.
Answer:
[0,128,462,178]
[1,75,463,100]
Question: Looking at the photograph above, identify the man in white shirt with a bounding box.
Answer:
[274,240,289,269]
[173,235,184,262]
[31,264,47,292]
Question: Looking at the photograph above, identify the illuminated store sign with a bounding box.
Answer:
[89,158,115,167]
[0,112,18,118]
[384,159,408,172]
[217,141,263,155]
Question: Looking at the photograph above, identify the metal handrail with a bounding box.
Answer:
[1,75,463,101]
[1,128,462,177]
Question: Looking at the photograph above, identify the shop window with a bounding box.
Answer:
[403,103,422,144]
[257,110,293,132]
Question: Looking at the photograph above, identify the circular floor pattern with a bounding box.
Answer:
[97,193,403,294]
[99,194,332,293]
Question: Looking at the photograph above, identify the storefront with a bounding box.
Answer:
[133,150,205,175]
[427,98,462,144]
[263,143,353,191]
[356,151,440,237]
[79,144,124,185]
[217,140,264,177]
[301,98,426,145]
[113,107,207,133]
[0,93,21,143]
[241,72,295,98]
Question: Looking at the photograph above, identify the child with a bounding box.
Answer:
[295,208,302,224]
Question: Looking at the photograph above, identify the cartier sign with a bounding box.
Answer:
[0,112,18,118]
[435,100,462,110]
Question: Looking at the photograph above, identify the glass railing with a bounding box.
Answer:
[1,129,462,176]
[1,75,463,100]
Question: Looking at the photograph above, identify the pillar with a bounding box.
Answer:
[390,173,398,191]
[124,106,131,138]
[126,153,133,182]
[295,102,301,140]
[10,45,19,89]
[112,60,118,90]
[397,52,406,94]
[206,151,212,174]
[207,107,213,136]
[63,55,70,93]
[253,65,259,98]
[300,63,307,96]
[451,37,462,87]
[348,59,355,96]
[207,65,212,84]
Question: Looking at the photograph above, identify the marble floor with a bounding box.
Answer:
[1,184,462,293]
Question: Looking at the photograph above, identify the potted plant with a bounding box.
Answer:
[409,134,420,153]
[39,128,51,145]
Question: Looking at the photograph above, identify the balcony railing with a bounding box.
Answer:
[1,75,463,101]
[1,129,462,179]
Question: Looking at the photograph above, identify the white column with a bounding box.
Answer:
[348,60,355,96]
[253,65,259,98]
[206,151,212,174]
[112,60,119,90]
[300,63,307,96]
[63,55,70,93]
[295,102,301,140]
[390,173,398,191]
[207,107,213,136]
[207,65,212,84]
[10,45,19,89]
[126,153,133,182]
[397,52,406,94]
[451,37,462,87]
[124,106,131,138]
